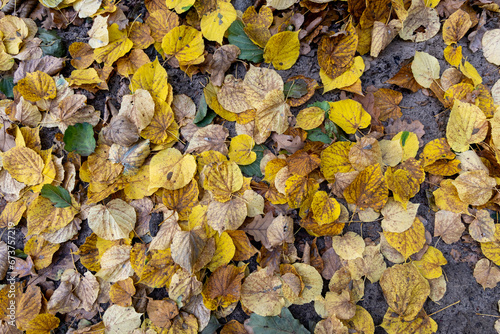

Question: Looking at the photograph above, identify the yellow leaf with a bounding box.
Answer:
[0,200,26,228]
[474,258,500,289]
[380,262,430,321]
[321,56,365,93]
[130,58,173,102]
[149,148,197,191]
[25,313,60,334]
[296,106,325,130]
[16,71,56,102]
[392,131,419,161]
[94,24,133,67]
[317,22,358,79]
[0,16,28,54]
[96,245,134,282]
[442,9,472,45]
[328,99,371,134]
[381,309,437,333]
[344,163,388,211]
[411,51,440,88]
[200,2,237,44]
[166,0,195,13]
[263,31,300,70]
[228,134,256,165]
[381,198,419,233]
[24,236,60,270]
[2,146,44,185]
[460,61,482,86]
[311,191,341,225]
[413,246,447,279]
[446,100,487,152]
[162,26,205,66]
[206,232,236,272]
[204,161,243,202]
[443,44,462,67]
[140,249,178,288]
[320,141,355,183]
[384,217,426,259]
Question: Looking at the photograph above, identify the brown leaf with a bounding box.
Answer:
[208,45,240,87]
[147,298,179,328]
[386,59,422,92]
[186,124,229,154]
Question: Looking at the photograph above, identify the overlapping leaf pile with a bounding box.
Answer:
[0,0,500,332]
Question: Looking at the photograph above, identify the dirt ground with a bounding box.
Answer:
[2,1,500,333]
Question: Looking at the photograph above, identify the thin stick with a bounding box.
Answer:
[428,300,460,316]
[476,313,500,318]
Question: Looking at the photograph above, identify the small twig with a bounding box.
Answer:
[428,300,460,316]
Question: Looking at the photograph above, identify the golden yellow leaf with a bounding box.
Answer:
[204,161,243,202]
[200,2,237,44]
[0,200,26,228]
[318,22,358,79]
[321,56,365,94]
[25,313,60,334]
[320,141,355,183]
[141,99,177,145]
[384,217,426,259]
[413,246,447,279]
[381,309,437,333]
[228,134,256,165]
[24,236,60,270]
[94,24,133,67]
[166,0,195,13]
[392,131,419,161]
[207,232,236,272]
[162,25,205,66]
[140,249,179,288]
[344,163,388,211]
[69,42,95,69]
[380,262,430,321]
[263,31,300,70]
[348,137,382,171]
[285,174,319,209]
[130,58,173,102]
[296,106,325,130]
[328,99,371,134]
[446,100,487,152]
[311,191,341,225]
[149,148,197,191]
[17,71,56,102]
[2,146,44,186]
[27,195,78,235]
[443,44,462,67]
[442,9,472,45]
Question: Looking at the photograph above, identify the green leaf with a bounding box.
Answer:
[228,20,264,63]
[310,101,330,112]
[40,184,72,208]
[240,144,265,177]
[284,79,308,99]
[194,94,208,124]
[324,119,349,141]
[307,128,331,144]
[401,131,410,146]
[63,122,96,156]
[38,28,65,57]
[247,308,309,334]
[0,77,14,98]
[201,315,221,334]
[195,110,217,127]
